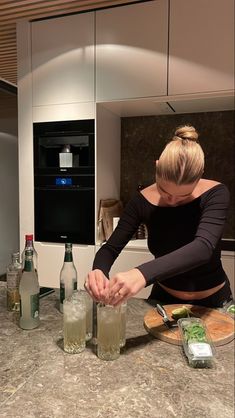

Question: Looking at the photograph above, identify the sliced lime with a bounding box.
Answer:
[172,306,191,319]
[227,305,235,314]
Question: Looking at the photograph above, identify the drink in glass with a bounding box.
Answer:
[80,290,93,341]
[63,292,86,354]
[97,303,121,360]
[120,302,127,348]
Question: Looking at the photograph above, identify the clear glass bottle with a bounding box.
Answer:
[59,243,78,313]
[6,252,22,311]
[21,234,38,273]
[19,249,40,330]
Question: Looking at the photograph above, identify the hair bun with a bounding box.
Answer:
[174,125,199,142]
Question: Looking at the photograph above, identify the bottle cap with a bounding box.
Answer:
[12,251,20,257]
[25,234,33,240]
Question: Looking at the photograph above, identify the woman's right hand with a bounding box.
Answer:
[85,269,110,303]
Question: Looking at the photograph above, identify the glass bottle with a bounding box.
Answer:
[59,243,78,313]
[19,249,40,330]
[6,252,22,311]
[21,234,38,273]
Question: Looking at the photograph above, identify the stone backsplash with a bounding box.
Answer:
[121,110,234,239]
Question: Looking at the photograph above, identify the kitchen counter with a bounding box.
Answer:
[0,282,234,418]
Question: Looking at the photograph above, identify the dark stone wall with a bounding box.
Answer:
[121,110,235,239]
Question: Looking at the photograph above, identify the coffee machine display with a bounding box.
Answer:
[33,120,95,245]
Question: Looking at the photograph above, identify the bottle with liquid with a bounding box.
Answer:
[136,185,147,239]
[6,252,22,311]
[21,234,38,273]
[60,243,78,313]
[19,249,40,330]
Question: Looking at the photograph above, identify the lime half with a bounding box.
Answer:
[227,305,235,315]
[172,306,191,320]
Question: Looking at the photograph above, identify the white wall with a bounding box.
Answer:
[0,110,19,274]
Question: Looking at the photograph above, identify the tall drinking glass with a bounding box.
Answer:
[97,303,121,360]
[63,292,86,354]
[120,302,127,348]
[80,289,93,341]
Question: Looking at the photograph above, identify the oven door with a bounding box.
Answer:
[34,187,95,244]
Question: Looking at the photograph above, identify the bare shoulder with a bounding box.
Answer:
[141,183,160,205]
[196,179,221,196]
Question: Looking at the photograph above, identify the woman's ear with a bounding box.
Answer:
[155,159,159,167]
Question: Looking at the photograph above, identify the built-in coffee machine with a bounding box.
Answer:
[33,119,95,244]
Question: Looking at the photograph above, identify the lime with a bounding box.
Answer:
[227,305,235,315]
[172,306,191,320]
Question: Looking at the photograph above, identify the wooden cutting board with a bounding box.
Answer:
[144,304,234,346]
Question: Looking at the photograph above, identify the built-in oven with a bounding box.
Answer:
[33,120,95,245]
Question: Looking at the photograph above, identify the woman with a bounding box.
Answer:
[85,125,233,308]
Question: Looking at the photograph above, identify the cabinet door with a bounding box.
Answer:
[35,242,95,288]
[169,0,234,95]
[32,13,95,106]
[96,0,168,101]
[221,252,235,297]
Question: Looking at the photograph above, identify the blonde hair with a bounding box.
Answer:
[156,125,204,185]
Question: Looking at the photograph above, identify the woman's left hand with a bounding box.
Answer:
[107,268,146,306]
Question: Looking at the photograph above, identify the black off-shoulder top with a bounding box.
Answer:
[93,184,230,292]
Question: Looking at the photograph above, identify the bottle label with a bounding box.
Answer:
[188,342,213,358]
[31,294,39,319]
[7,271,21,288]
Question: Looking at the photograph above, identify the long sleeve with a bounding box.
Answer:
[93,184,230,287]
[137,184,230,285]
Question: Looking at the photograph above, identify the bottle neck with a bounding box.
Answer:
[64,244,73,262]
[24,258,34,272]
[25,239,33,248]
[12,253,21,265]
[23,248,35,272]
[64,251,73,262]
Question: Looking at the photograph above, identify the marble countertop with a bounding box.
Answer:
[0,282,234,418]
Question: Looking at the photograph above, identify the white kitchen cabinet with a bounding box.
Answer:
[222,251,235,297]
[169,0,234,95]
[35,242,95,288]
[32,12,95,106]
[96,0,168,101]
